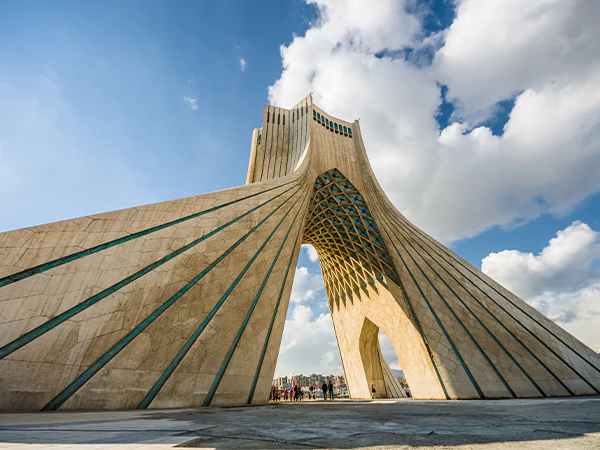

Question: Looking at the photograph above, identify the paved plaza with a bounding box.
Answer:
[0,397,599,449]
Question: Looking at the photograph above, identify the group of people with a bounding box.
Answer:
[321,381,335,400]
[270,385,304,401]
[269,381,336,402]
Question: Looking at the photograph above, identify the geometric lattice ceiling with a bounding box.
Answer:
[303,169,400,310]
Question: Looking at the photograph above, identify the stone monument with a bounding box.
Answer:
[1,95,599,410]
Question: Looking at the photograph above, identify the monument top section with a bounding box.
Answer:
[246,95,359,184]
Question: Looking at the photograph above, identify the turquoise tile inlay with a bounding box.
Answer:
[387,215,545,397]
[203,190,309,406]
[139,184,307,409]
[0,176,300,290]
[41,182,306,411]
[389,215,598,394]
[0,181,302,362]
[247,201,304,404]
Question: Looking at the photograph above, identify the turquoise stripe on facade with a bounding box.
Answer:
[392,216,594,395]
[0,182,300,361]
[204,191,309,406]
[138,183,307,409]
[377,198,581,395]
[388,215,547,397]
[401,212,600,377]
[246,202,305,403]
[0,176,298,290]
[376,206,485,399]
[388,219,514,398]
[41,184,304,411]
[365,188,451,399]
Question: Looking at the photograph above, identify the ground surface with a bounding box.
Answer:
[0,397,599,449]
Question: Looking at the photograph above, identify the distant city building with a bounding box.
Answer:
[274,373,346,390]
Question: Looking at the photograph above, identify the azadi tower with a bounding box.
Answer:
[1,95,599,411]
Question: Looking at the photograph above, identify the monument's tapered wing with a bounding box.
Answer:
[1,95,599,411]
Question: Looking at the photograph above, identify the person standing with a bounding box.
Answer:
[309,385,314,400]
[322,381,328,400]
[371,384,377,399]
[328,381,334,400]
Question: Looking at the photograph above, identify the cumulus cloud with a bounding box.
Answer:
[183,96,198,110]
[290,266,324,304]
[482,221,600,350]
[275,304,342,377]
[268,0,600,243]
[482,221,600,299]
[435,0,600,119]
[239,58,247,71]
[302,244,319,262]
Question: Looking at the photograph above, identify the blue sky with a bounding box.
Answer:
[0,0,317,230]
[1,0,600,378]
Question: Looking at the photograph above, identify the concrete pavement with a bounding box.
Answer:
[0,397,599,449]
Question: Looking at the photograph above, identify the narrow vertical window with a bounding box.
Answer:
[278,113,280,124]
[267,111,270,123]
[317,112,321,120]
[343,126,347,133]
[283,114,285,125]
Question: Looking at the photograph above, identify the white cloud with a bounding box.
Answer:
[183,96,198,110]
[435,0,600,119]
[378,330,401,370]
[290,266,324,304]
[275,304,342,377]
[268,0,600,243]
[239,58,247,72]
[482,221,600,350]
[302,244,319,262]
[273,0,600,375]
[482,221,599,298]
[275,305,404,377]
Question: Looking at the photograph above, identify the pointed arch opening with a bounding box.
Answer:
[359,318,408,399]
